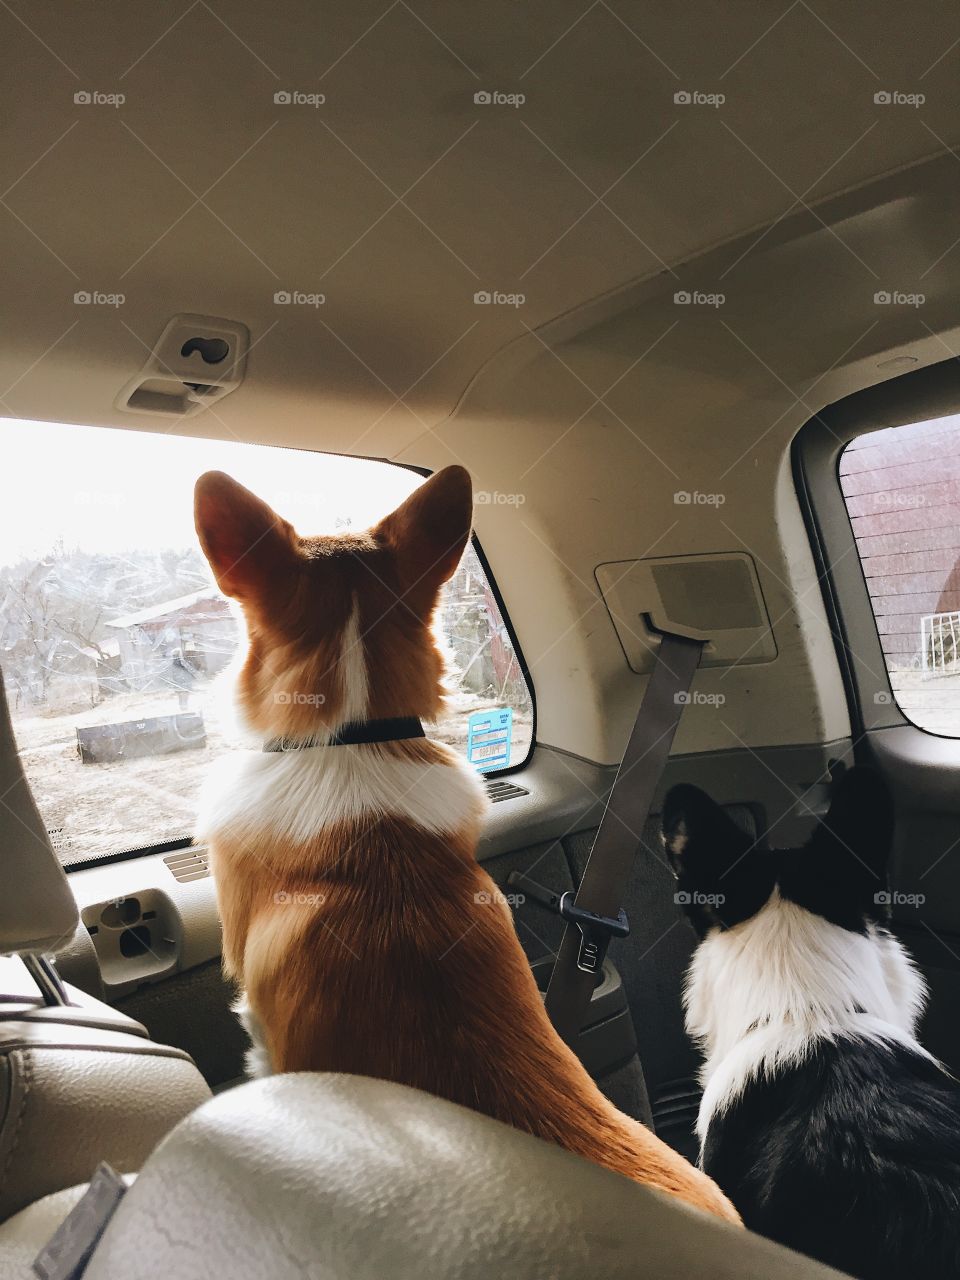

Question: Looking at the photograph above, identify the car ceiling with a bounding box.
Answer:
[3,1,960,761]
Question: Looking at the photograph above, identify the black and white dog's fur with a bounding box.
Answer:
[662,767,960,1280]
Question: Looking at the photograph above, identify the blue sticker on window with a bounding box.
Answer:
[467,708,512,772]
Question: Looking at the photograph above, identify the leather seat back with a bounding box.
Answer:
[83,1074,847,1279]
[0,954,211,1222]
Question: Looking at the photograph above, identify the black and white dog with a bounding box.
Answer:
[662,766,960,1280]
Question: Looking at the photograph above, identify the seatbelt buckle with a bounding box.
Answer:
[557,892,629,975]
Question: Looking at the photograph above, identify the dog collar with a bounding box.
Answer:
[263,717,426,752]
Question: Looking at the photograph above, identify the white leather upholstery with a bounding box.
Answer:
[0,961,210,1225]
[83,1074,847,1279]
[0,1037,209,1222]
[0,676,77,954]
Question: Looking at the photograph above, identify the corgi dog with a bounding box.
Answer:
[662,766,960,1278]
[193,465,739,1225]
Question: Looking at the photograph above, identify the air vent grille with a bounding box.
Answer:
[485,778,530,804]
[164,847,211,883]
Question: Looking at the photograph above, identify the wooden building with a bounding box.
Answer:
[106,589,237,691]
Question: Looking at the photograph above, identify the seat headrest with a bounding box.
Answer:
[85,1074,844,1279]
[0,675,78,954]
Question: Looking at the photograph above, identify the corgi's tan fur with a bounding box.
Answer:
[194,465,740,1225]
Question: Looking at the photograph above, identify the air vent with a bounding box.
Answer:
[485,778,530,803]
[164,847,211,883]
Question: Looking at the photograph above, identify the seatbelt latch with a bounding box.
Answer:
[558,892,629,975]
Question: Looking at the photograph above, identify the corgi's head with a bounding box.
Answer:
[662,768,928,1123]
[194,466,472,739]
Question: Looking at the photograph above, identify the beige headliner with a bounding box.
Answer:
[3,2,959,762]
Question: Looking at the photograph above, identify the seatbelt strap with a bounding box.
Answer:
[544,631,706,1048]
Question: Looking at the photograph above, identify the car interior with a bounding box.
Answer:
[3,2,960,1276]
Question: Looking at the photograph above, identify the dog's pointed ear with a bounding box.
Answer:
[663,784,772,932]
[803,766,894,904]
[662,783,753,878]
[194,471,297,601]
[374,467,473,608]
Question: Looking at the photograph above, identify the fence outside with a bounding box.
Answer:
[921,610,960,678]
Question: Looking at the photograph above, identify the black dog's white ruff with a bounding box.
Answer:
[662,767,960,1280]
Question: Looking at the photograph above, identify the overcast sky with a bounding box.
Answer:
[1,418,421,568]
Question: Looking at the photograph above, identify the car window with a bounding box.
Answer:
[1,419,533,866]
[839,414,960,736]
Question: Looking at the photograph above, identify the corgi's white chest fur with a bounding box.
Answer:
[197,741,487,847]
[686,890,930,1139]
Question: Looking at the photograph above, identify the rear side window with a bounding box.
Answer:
[1,419,533,866]
[840,415,960,736]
